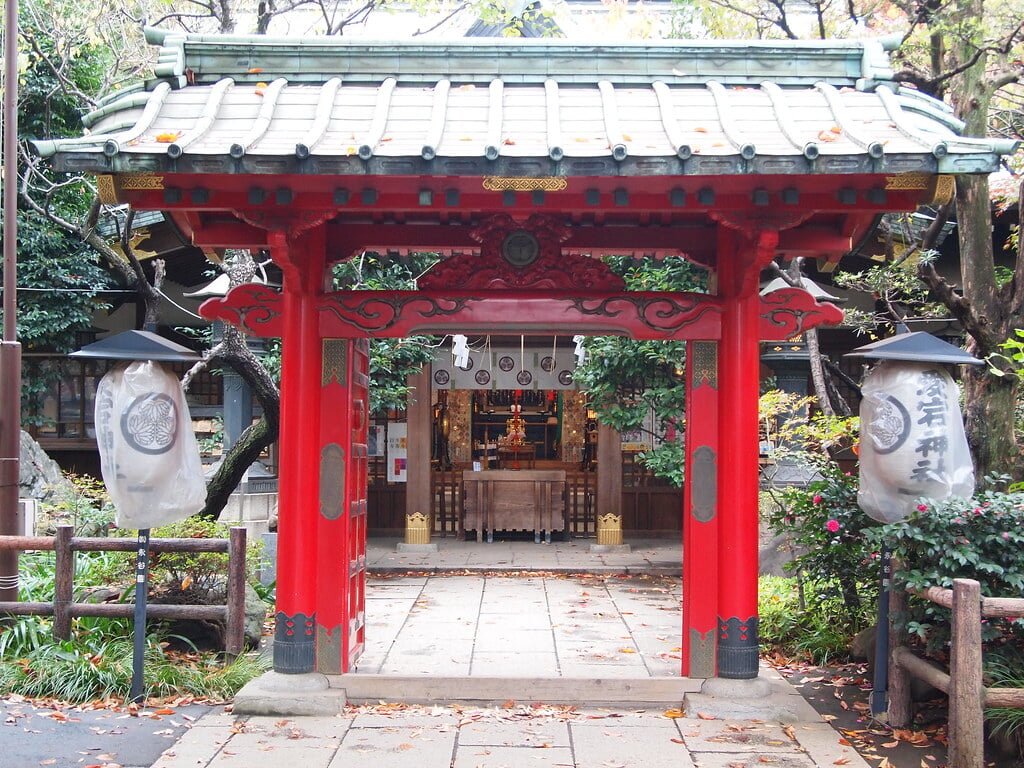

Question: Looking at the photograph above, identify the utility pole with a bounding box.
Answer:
[1,0,24,604]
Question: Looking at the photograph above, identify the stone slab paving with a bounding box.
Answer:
[151,564,871,768]
[366,537,684,575]
[151,704,870,768]
[355,572,683,679]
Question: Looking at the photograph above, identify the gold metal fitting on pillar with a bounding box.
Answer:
[596,513,623,546]
[404,512,432,545]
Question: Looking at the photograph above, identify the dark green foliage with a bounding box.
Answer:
[572,255,706,486]
[3,212,115,353]
[877,478,1024,651]
[767,460,879,625]
[2,212,117,425]
[333,253,439,415]
[6,16,120,426]
[758,575,872,664]
[18,13,109,141]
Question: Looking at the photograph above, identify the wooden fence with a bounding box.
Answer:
[889,578,1024,768]
[428,467,598,538]
[0,525,248,657]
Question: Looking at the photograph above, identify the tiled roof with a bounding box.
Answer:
[33,31,1018,177]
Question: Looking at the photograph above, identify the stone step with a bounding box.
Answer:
[330,674,702,707]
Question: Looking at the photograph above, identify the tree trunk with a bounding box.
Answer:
[961,365,1021,483]
[199,324,280,520]
[940,10,1023,483]
[201,415,277,520]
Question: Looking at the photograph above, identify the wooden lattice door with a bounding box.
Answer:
[318,338,369,673]
[345,339,369,670]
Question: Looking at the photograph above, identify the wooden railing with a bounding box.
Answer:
[429,467,598,539]
[0,525,248,657]
[889,578,1024,768]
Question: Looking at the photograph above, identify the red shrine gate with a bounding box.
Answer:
[33,30,1014,684]
[200,214,843,677]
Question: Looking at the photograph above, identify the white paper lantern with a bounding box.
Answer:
[858,360,974,523]
[95,360,206,528]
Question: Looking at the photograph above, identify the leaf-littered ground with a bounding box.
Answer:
[1,694,216,768]
[774,658,967,768]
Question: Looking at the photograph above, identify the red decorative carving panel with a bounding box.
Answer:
[200,284,285,338]
[201,284,843,342]
[758,287,844,340]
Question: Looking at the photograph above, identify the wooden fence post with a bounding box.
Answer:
[887,578,912,727]
[949,578,984,768]
[224,527,247,659]
[52,525,73,641]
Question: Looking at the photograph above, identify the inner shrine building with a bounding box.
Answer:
[34,28,1015,690]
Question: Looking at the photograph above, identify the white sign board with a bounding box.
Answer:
[387,422,408,483]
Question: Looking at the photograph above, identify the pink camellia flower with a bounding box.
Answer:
[1003,532,1011,540]
[974,508,983,515]
[826,519,840,533]
[813,495,823,504]
[917,504,928,512]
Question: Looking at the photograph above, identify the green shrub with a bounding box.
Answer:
[758,575,871,664]
[38,474,116,536]
[0,511,268,703]
[766,459,880,623]
[107,516,264,593]
[877,478,1024,651]
[0,636,267,702]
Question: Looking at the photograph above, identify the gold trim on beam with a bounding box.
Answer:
[96,175,119,205]
[931,175,955,205]
[884,172,930,191]
[120,173,165,191]
[96,173,165,205]
[483,177,568,192]
[885,172,954,205]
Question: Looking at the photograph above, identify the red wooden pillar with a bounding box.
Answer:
[682,340,719,677]
[271,226,326,674]
[715,227,771,679]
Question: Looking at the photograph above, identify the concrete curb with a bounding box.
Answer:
[330,674,703,707]
[367,566,683,576]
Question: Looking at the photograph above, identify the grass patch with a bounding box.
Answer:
[0,636,267,702]
[759,575,872,665]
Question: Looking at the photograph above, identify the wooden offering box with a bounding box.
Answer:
[462,470,566,543]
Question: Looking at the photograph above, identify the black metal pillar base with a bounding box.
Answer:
[717,616,759,679]
[273,611,316,674]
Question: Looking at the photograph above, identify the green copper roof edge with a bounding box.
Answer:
[82,92,153,129]
[140,25,898,86]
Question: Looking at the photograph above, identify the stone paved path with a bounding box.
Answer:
[356,573,683,678]
[153,703,865,768]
